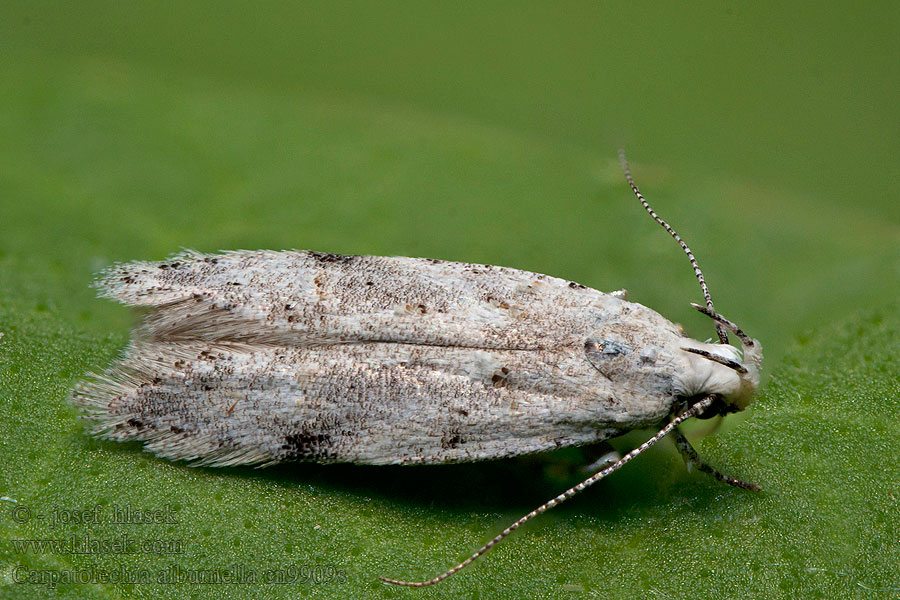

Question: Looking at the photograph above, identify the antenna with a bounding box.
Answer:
[617,149,729,345]
[379,395,716,587]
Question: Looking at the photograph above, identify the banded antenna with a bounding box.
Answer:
[617,149,729,345]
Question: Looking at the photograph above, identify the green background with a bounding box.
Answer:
[1,2,897,598]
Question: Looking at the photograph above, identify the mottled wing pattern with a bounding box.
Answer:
[72,250,686,466]
[98,250,630,348]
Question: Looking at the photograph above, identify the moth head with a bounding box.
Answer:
[680,304,763,415]
[617,149,763,416]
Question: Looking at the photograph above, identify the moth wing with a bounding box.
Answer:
[95,250,641,350]
[72,339,636,467]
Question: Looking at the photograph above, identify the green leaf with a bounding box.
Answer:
[1,4,898,598]
[4,274,899,599]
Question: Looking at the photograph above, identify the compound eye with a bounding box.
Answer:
[686,395,726,419]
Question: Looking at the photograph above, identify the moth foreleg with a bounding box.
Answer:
[672,429,761,491]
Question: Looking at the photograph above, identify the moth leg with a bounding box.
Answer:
[579,441,622,473]
[672,429,760,491]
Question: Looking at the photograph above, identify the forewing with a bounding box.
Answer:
[72,339,630,467]
[97,250,635,350]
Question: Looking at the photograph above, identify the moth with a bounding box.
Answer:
[72,151,762,586]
